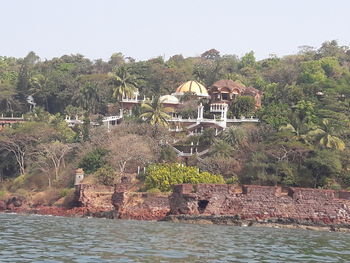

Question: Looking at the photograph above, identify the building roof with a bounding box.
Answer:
[174,81,209,97]
[209,80,246,94]
[160,95,179,104]
[242,86,263,96]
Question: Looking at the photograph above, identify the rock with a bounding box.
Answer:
[0,200,6,210]
[112,191,170,220]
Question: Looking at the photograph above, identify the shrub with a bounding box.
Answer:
[59,188,71,198]
[0,190,9,200]
[144,163,225,192]
[62,188,77,208]
[94,165,116,186]
[159,145,177,162]
[78,148,108,174]
[12,174,26,189]
[146,188,162,194]
[31,189,61,205]
[226,176,239,185]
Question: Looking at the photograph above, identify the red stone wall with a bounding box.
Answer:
[169,184,350,225]
[112,191,170,220]
[75,184,114,211]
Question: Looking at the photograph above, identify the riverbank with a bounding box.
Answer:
[2,208,350,233]
[2,183,350,232]
[164,214,350,232]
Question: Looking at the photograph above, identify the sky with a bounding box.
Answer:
[1,0,350,61]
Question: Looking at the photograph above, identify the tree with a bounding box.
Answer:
[94,165,116,186]
[109,66,138,106]
[221,126,248,149]
[78,148,108,174]
[240,51,256,69]
[17,51,40,96]
[201,49,220,60]
[35,141,74,181]
[305,150,342,188]
[299,60,326,84]
[108,134,155,173]
[0,122,54,175]
[305,119,345,151]
[260,103,291,130]
[78,82,99,113]
[210,139,234,158]
[140,97,172,126]
[230,96,256,118]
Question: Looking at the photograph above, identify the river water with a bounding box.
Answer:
[0,214,350,262]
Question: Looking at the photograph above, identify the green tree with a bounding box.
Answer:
[109,66,138,106]
[140,97,172,126]
[299,60,326,84]
[305,119,345,151]
[94,165,116,186]
[305,150,342,187]
[240,51,256,69]
[221,126,248,149]
[230,96,256,118]
[210,139,234,158]
[78,148,108,174]
[78,82,99,113]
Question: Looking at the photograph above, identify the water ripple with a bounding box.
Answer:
[0,213,350,262]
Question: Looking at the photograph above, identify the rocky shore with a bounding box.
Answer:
[163,214,350,232]
[2,183,350,232]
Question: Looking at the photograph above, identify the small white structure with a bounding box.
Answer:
[74,168,84,185]
[26,95,36,112]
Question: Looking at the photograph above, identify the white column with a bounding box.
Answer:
[197,103,204,120]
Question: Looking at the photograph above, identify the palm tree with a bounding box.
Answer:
[78,82,99,113]
[108,66,138,108]
[222,126,248,149]
[140,97,172,126]
[210,139,234,158]
[0,79,16,112]
[305,119,345,151]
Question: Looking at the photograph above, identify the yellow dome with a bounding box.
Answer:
[174,81,209,97]
[160,95,179,104]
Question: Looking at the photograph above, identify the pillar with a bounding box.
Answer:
[197,103,204,120]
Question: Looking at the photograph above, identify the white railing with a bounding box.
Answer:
[168,117,259,123]
[210,103,228,112]
[170,145,209,157]
[0,114,24,120]
[168,127,183,132]
[121,98,140,103]
[102,115,122,122]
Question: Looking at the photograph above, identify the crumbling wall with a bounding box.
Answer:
[75,184,114,211]
[112,190,170,220]
[169,184,350,225]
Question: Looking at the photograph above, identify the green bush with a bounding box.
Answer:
[0,190,8,200]
[226,176,239,185]
[94,165,116,186]
[59,188,71,198]
[78,148,108,174]
[144,163,225,192]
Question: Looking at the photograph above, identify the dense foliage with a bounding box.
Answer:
[1,40,350,200]
[144,163,225,192]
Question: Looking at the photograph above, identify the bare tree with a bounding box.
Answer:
[35,141,74,181]
[0,133,37,175]
[0,122,56,175]
[108,134,155,173]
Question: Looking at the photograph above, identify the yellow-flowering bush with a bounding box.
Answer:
[145,163,224,192]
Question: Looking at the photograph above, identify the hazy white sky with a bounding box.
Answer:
[1,0,349,61]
